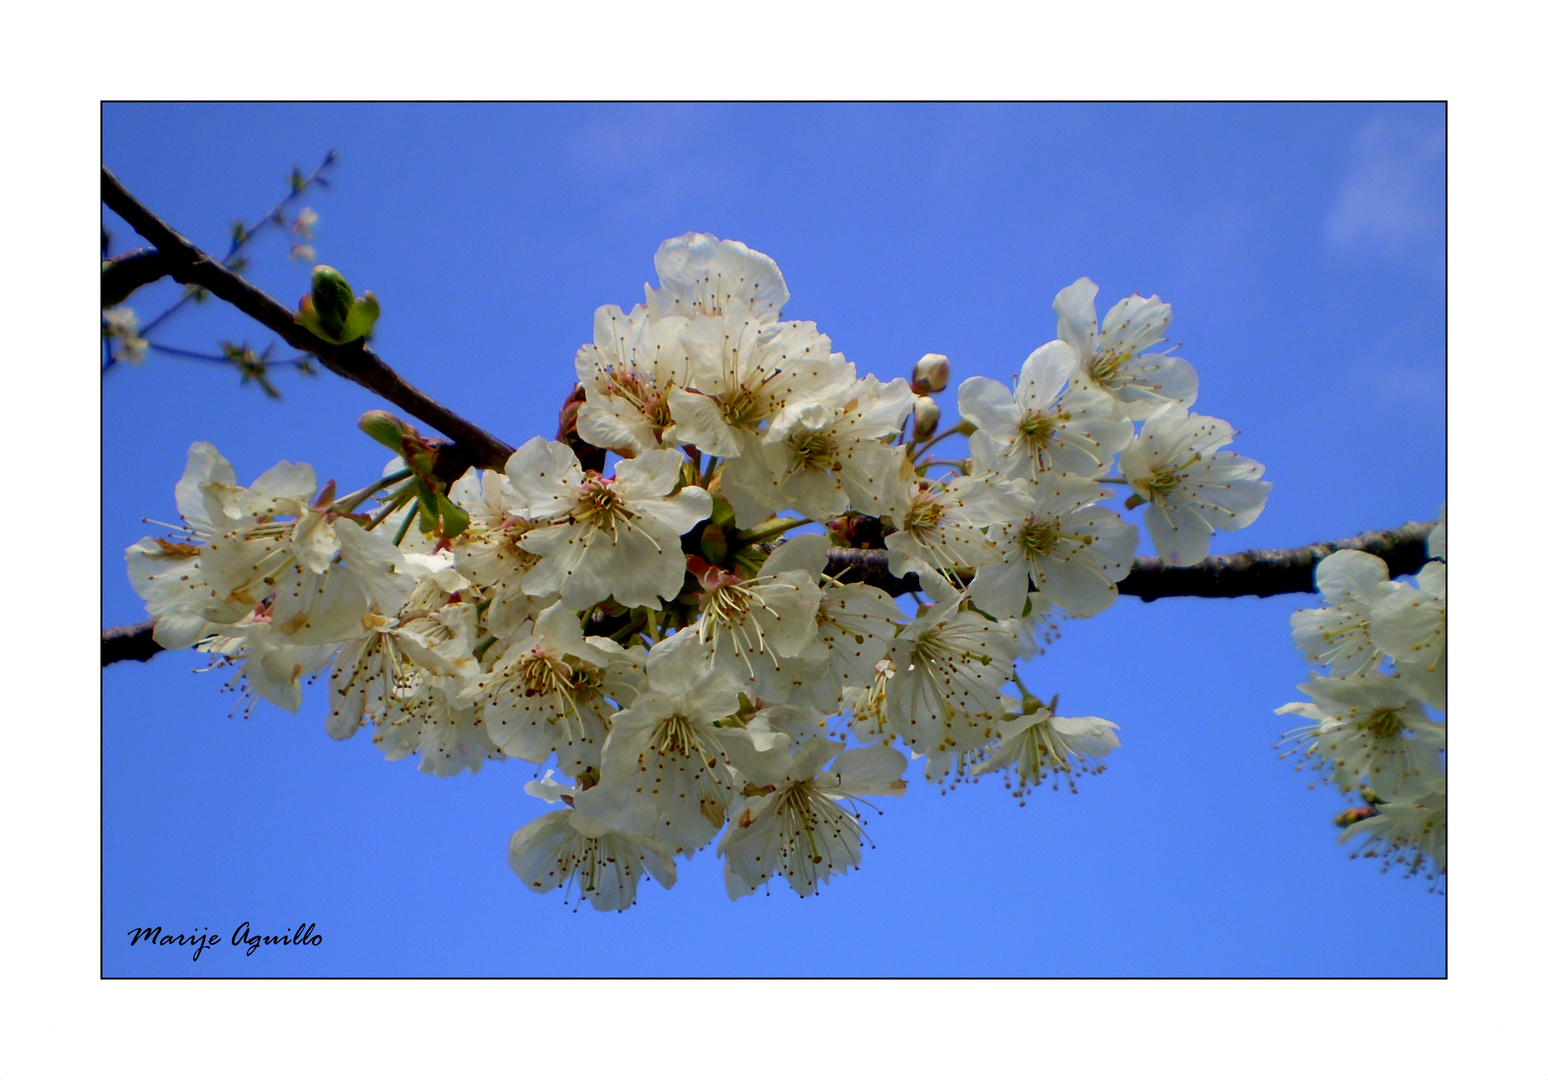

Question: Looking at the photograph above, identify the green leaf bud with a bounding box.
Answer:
[308,265,355,339]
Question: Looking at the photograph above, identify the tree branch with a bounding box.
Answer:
[101,167,515,474]
[824,520,1435,599]
[102,621,162,665]
[101,172,1434,664]
[101,248,173,307]
[1114,521,1434,601]
[101,520,1435,666]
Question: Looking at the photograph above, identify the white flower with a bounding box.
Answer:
[103,305,149,363]
[644,233,789,325]
[686,533,824,695]
[126,535,229,651]
[327,603,478,740]
[968,473,1139,619]
[127,443,414,650]
[728,533,902,715]
[1053,277,1197,419]
[1290,550,1402,676]
[292,207,318,238]
[503,438,711,610]
[1119,406,1270,566]
[666,307,854,525]
[886,593,1018,760]
[883,473,1009,592]
[1337,774,1446,883]
[446,468,551,638]
[508,807,677,913]
[398,549,473,613]
[194,614,336,716]
[718,739,907,899]
[573,632,757,852]
[262,517,415,646]
[574,304,692,455]
[973,703,1120,801]
[786,581,904,716]
[371,685,505,777]
[465,602,629,778]
[126,444,278,647]
[1370,561,1446,710]
[761,375,915,522]
[959,340,1133,481]
[1278,673,1444,799]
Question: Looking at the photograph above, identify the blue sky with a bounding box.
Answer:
[101,103,1445,977]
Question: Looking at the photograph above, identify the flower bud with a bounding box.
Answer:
[357,410,416,453]
[1333,807,1378,827]
[912,395,941,441]
[698,523,730,565]
[911,353,950,393]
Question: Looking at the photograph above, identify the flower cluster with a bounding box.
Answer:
[1277,508,1446,885]
[127,234,1270,910]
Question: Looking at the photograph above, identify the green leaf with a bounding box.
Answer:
[435,492,471,539]
[709,494,736,527]
[338,291,379,343]
[416,490,439,534]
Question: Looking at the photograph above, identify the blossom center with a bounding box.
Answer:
[1359,709,1404,740]
[1019,412,1056,450]
[790,429,840,472]
[1087,349,1131,387]
[576,478,627,530]
[1018,519,1061,557]
[903,496,943,534]
[518,647,575,699]
[721,387,769,430]
[1146,467,1180,498]
[654,714,719,767]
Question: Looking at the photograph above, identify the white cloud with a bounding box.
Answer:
[1326,113,1445,267]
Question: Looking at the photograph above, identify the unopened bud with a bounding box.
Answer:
[1334,807,1378,828]
[298,267,378,344]
[699,523,730,565]
[358,410,416,453]
[308,265,355,339]
[911,353,950,393]
[912,395,941,441]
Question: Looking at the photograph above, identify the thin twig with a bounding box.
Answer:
[147,343,313,367]
[102,167,515,475]
[135,151,337,338]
